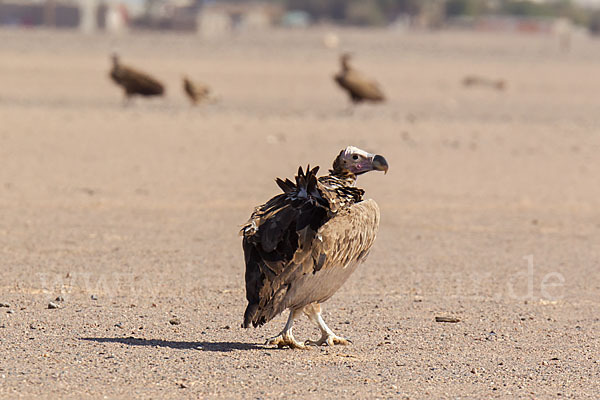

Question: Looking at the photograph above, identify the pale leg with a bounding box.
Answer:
[265,309,307,349]
[303,303,351,346]
[122,94,132,107]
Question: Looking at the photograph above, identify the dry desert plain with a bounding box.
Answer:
[0,28,599,398]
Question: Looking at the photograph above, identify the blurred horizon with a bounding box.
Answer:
[3,0,600,34]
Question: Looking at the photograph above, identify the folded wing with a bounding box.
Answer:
[241,166,379,328]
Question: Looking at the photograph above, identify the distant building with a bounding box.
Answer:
[0,0,80,28]
[0,0,282,34]
[130,0,199,31]
[447,15,570,35]
[0,0,130,33]
[197,2,283,36]
[129,1,282,35]
[280,10,311,28]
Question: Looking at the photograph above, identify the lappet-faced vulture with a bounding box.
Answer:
[334,53,386,104]
[241,146,388,349]
[183,76,212,105]
[109,53,165,100]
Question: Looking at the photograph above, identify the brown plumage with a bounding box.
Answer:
[334,53,386,104]
[241,146,389,349]
[183,76,212,105]
[109,54,165,99]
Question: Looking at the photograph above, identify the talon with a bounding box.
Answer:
[335,336,351,346]
[266,334,308,350]
[292,342,309,350]
[305,339,322,347]
[307,334,351,347]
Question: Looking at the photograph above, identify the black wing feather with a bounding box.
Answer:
[241,165,331,328]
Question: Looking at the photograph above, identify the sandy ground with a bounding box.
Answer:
[0,28,599,399]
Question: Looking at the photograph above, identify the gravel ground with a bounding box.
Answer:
[0,28,599,399]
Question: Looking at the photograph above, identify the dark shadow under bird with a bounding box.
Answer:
[109,54,165,101]
[334,53,386,104]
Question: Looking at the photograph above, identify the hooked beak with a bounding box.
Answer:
[372,154,388,174]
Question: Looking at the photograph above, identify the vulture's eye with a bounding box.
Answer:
[352,155,359,160]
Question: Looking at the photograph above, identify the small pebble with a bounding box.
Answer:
[55,296,64,302]
[114,323,124,329]
[0,302,10,308]
[90,295,98,301]
[48,302,60,309]
[6,310,14,314]
[169,318,181,326]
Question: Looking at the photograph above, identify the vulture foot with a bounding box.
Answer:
[306,334,351,347]
[265,309,308,349]
[303,303,352,347]
[266,333,308,350]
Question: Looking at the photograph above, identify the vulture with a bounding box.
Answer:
[109,54,165,100]
[183,76,212,105]
[334,53,386,104]
[462,75,506,91]
[241,146,389,349]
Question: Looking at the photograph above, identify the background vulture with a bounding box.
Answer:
[109,53,165,101]
[241,146,388,349]
[462,75,506,91]
[183,76,212,105]
[334,53,386,104]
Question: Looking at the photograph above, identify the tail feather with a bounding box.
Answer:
[242,303,259,328]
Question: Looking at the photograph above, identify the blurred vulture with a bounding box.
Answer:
[334,53,385,104]
[183,76,212,105]
[462,75,506,91]
[109,54,165,101]
[241,146,389,349]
